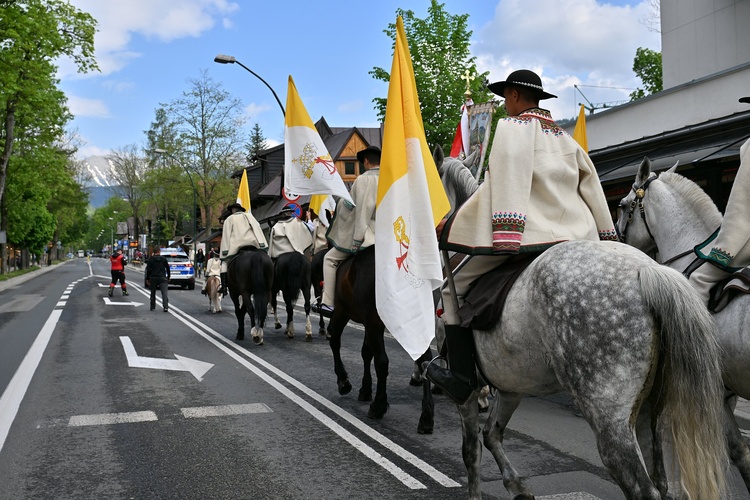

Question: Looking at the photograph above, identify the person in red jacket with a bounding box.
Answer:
[108,248,128,297]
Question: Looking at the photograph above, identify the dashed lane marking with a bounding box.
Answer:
[68,411,157,427]
[181,403,272,419]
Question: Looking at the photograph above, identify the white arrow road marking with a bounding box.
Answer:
[119,336,213,381]
[104,297,144,307]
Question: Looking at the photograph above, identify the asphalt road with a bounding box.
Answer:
[0,258,748,499]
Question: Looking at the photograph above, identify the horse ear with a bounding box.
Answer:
[667,160,679,174]
[433,145,445,171]
[463,146,480,168]
[635,157,652,185]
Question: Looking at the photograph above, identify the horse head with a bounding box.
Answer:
[433,145,479,217]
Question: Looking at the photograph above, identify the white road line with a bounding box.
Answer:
[181,403,272,419]
[68,411,157,427]
[0,310,62,454]
[173,309,459,489]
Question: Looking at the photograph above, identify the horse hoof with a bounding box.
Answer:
[367,402,389,419]
[511,494,535,500]
[305,334,312,342]
[417,421,434,434]
[338,380,352,395]
[275,322,282,330]
[236,334,244,341]
[409,375,422,386]
[286,331,294,339]
[358,389,372,402]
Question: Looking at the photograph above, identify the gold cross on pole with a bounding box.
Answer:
[461,69,475,96]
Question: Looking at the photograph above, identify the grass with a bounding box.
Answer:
[0,266,43,282]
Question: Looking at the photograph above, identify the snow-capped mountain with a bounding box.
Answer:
[81,155,119,208]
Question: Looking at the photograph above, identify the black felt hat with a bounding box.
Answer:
[224,202,244,213]
[357,145,381,163]
[487,69,557,100]
[740,97,750,104]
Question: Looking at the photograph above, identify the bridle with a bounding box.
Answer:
[619,174,696,268]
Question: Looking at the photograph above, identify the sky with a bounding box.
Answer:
[58,0,661,159]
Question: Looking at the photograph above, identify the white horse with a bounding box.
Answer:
[617,157,750,493]
[437,155,729,499]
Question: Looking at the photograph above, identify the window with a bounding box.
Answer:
[345,161,355,175]
[359,162,366,174]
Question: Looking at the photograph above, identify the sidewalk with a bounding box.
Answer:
[0,260,66,293]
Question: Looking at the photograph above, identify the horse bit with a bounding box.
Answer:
[619,173,697,270]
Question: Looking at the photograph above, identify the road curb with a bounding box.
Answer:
[0,261,68,293]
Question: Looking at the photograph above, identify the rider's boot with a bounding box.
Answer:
[122,285,128,296]
[424,325,477,405]
[220,272,228,297]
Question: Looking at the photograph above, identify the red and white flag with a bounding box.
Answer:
[449,100,472,158]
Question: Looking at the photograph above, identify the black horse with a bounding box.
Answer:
[271,251,313,341]
[226,248,274,344]
[320,245,434,429]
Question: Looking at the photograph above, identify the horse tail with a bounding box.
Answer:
[251,252,272,322]
[638,265,728,499]
[280,252,306,304]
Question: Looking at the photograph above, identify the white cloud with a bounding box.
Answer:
[473,0,661,119]
[61,0,240,78]
[245,102,273,121]
[67,95,110,118]
[77,143,112,160]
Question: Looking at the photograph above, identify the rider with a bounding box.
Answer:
[268,207,313,259]
[425,69,618,404]
[687,132,750,309]
[201,249,222,295]
[219,202,268,297]
[108,248,128,297]
[318,145,380,317]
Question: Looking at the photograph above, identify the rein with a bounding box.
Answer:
[621,174,695,268]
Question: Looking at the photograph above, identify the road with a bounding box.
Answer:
[0,258,748,499]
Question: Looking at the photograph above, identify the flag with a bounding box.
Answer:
[572,103,588,152]
[449,101,472,158]
[284,76,353,204]
[375,16,451,361]
[309,193,335,227]
[237,168,252,212]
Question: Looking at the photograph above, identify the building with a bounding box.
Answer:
[563,0,750,215]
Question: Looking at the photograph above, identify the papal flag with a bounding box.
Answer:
[375,16,451,360]
[237,168,252,212]
[572,103,588,152]
[284,76,353,205]
[309,193,336,227]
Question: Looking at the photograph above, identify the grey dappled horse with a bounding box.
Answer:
[617,157,750,493]
[439,156,728,499]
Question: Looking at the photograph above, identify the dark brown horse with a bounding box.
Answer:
[320,245,434,429]
[226,248,274,344]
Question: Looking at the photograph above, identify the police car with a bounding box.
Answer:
[144,248,195,290]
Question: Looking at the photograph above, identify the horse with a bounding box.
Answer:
[437,155,729,499]
[616,157,750,493]
[205,275,222,313]
[226,248,274,344]
[270,251,313,341]
[311,248,330,338]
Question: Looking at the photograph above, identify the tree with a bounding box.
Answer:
[246,123,268,162]
[0,0,97,271]
[370,1,493,152]
[107,144,149,247]
[162,70,246,232]
[630,47,663,101]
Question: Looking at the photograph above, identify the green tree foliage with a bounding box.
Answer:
[107,144,148,244]
[0,0,97,269]
[370,1,493,152]
[246,123,268,162]
[630,47,663,100]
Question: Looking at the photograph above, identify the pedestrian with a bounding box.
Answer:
[145,247,171,312]
[318,145,380,317]
[108,248,129,297]
[425,69,618,404]
[195,248,205,278]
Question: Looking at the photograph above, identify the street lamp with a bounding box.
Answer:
[213,54,286,116]
[154,149,197,271]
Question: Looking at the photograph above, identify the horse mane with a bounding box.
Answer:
[658,171,723,227]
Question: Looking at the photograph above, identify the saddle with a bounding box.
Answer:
[457,252,540,330]
[708,267,750,313]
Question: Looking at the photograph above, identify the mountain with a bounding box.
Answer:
[80,155,119,208]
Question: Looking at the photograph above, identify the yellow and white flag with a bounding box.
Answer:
[572,103,588,152]
[237,168,252,213]
[375,17,451,360]
[309,193,336,227]
[284,76,353,204]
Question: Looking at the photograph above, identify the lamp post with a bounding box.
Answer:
[213,54,286,116]
[154,149,198,272]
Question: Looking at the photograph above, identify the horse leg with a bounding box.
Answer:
[284,292,295,339]
[232,293,245,341]
[724,394,750,492]
[456,392,482,500]
[327,315,351,395]
[272,290,281,330]
[482,391,534,499]
[302,280,312,341]
[414,348,434,435]
[366,325,389,419]
[358,339,373,402]
[246,291,263,345]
